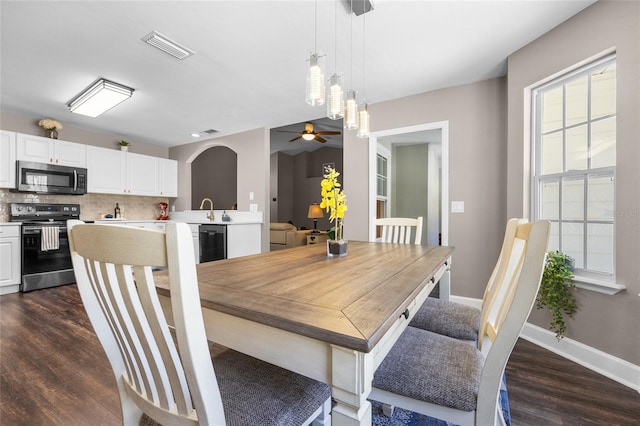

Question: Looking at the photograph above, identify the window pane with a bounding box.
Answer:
[566,124,588,171]
[587,175,614,220]
[540,181,559,220]
[541,131,563,175]
[587,223,614,274]
[591,64,616,120]
[562,223,584,269]
[542,86,563,133]
[562,178,584,220]
[548,221,560,252]
[591,117,616,168]
[566,76,588,126]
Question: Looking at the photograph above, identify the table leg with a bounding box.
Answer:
[330,345,373,426]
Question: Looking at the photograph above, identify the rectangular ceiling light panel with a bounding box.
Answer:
[142,31,194,60]
[68,79,134,117]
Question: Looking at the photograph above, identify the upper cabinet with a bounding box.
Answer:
[86,146,126,194]
[158,158,178,197]
[17,133,86,168]
[86,145,177,197]
[0,130,17,188]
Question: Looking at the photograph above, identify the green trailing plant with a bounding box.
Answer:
[536,251,577,340]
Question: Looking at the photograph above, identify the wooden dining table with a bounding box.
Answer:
[156,240,453,425]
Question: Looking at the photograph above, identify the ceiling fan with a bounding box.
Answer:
[276,122,341,143]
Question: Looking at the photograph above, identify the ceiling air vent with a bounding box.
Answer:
[141,31,195,60]
[202,129,219,135]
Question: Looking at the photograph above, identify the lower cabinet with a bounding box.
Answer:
[0,225,21,295]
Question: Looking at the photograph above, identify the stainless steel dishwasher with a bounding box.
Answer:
[199,224,227,263]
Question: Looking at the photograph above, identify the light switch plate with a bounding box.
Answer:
[451,201,465,213]
[249,203,258,212]
[249,191,254,200]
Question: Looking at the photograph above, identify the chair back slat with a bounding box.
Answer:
[375,217,423,245]
[68,222,226,425]
[475,221,549,424]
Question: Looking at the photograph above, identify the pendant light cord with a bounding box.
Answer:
[334,0,338,73]
[362,8,366,99]
[350,0,354,87]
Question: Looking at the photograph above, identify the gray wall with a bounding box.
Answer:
[169,127,270,253]
[272,147,343,230]
[0,110,168,158]
[344,77,508,307]
[191,146,237,210]
[506,0,639,364]
[392,144,429,244]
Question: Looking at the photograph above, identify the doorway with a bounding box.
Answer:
[368,121,449,246]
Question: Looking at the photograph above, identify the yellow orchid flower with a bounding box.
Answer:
[320,166,347,241]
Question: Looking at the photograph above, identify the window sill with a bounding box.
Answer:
[573,274,625,295]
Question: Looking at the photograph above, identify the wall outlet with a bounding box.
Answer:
[451,201,465,213]
[249,203,258,212]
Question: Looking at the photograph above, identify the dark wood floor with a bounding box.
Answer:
[1,284,638,425]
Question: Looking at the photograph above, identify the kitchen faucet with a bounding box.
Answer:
[199,198,214,220]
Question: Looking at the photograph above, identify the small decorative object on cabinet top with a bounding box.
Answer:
[320,165,348,257]
[38,118,63,139]
[118,140,130,152]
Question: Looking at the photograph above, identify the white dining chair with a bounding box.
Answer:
[67,220,331,426]
[375,217,423,245]
[371,220,550,426]
[409,218,526,342]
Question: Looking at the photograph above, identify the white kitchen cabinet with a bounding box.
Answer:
[190,224,200,264]
[0,130,16,189]
[126,152,158,196]
[17,133,86,167]
[87,146,126,194]
[87,147,166,196]
[0,224,21,295]
[158,158,178,197]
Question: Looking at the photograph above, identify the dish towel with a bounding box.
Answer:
[41,226,60,251]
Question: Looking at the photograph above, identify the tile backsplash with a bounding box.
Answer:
[0,189,169,222]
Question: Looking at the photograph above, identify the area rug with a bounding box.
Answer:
[371,374,511,426]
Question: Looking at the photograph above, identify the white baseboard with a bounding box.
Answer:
[448,295,639,393]
[449,295,482,309]
[520,323,640,393]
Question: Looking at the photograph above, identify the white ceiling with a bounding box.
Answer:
[0,0,596,149]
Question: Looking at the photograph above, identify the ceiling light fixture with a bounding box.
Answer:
[357,7,370,138]
[305,0,325,106]
[141,30,194,60]
[67,78,134,117]
[302,133,316,141]
[327,0,344,120]
[344,0,358,130]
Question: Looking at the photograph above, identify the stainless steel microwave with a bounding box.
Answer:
[16,161,87,195]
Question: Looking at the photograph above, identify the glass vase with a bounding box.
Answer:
[327,239,348,258]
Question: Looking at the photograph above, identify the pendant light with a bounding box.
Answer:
[327,0,344,120]
[344,0,358,130]
[357,8,370,138]
[305,0,325,106]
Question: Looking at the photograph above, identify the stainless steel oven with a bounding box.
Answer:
[10,203,80,292]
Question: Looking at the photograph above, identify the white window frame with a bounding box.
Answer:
[531,54,624,295]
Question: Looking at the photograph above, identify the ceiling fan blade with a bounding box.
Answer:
[315,136,327,143]
[276,130,303,134]
[288,136,302,142]
[317,131,341,135]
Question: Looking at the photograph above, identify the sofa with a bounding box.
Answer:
[270,223,313,251]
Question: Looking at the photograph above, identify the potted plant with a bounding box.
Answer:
[536,251,578,340]
[118,140,130,151]
[320,166,348,257]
